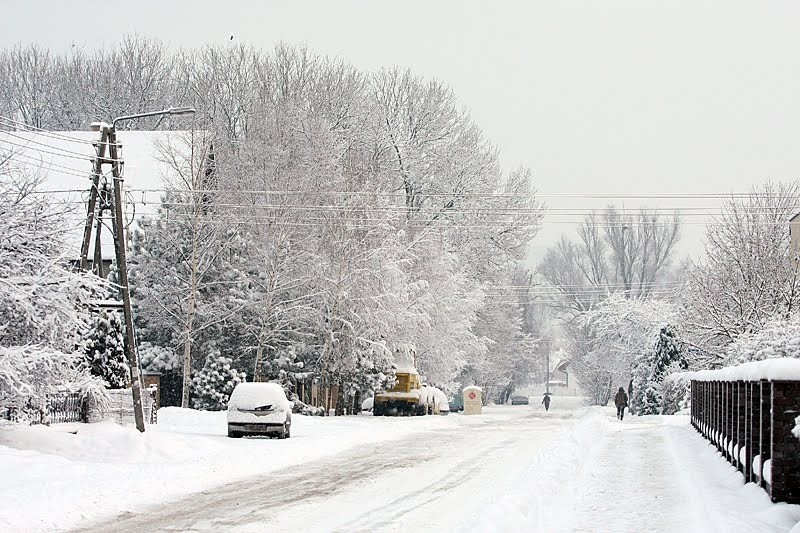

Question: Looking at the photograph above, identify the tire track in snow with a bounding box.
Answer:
[76,413,540,532]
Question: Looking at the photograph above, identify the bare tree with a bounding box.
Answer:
[685,181,800,361]
[538,206,681,313]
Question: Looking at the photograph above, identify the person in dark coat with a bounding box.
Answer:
[614,387,628,420]
[542,394,551,411]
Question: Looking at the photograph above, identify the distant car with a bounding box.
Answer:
[361,396,374,413]
[227,382,292,439]
[449,394,464,412]
[510,395,530,405]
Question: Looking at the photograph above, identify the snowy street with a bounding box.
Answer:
[78,404,575,532]
[2,398,794,533]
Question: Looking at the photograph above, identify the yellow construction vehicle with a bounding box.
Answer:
[372,370,427,416]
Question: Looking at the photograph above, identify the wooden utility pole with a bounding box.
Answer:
[79,130,109,270]
[80,123,146,433]
[106,126,146,433]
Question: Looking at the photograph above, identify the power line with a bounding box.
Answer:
[0,116,99,145]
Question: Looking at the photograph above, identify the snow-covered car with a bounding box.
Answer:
[419,385,450,415]
[361,396,374,413]
[227,382,292,439]
[510,395,529,405]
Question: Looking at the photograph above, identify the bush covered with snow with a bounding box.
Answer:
[291,399,325,416]
[80,311,130,389]
[0,167,110,416]
[631,325,687,415]
[191,351,246,410]
[660,372,691,415]
[0,345,109,422]
[139,342,180,373]
[725,314,800,365]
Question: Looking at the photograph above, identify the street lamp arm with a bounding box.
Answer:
[112,106,196,129]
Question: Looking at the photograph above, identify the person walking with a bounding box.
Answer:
[614,386,628,420]
[542,394,551,411]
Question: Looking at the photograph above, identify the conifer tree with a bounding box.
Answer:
[82,311,130,389]
[191,349,246,410]
[631,325,687,415]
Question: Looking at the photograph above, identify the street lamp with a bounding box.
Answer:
[112,106,196,130]
[104,106,195,432]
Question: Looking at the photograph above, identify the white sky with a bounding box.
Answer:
[3,1,800,263]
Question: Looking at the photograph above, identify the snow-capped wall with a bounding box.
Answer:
[688,358,800,382]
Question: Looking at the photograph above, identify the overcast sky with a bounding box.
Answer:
[3,1,800,262]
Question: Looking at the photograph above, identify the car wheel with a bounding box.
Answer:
[284,422,291,439]
[228,428,242,438]
[277,424,288,439]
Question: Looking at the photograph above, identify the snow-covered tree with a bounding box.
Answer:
[81,310,130,389]
[568,295,680,406]
[538,207,681,314]
[631,325,687,415]
[129,134,251,408]
[0,152,108,414]
[138,342,181,373]
[191,349,246,411]
[685,181,800,361]
[723,313,800,364]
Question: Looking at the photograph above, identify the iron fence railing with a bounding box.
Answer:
[691,379,800,504]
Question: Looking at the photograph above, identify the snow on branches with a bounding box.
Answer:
[191,350,246,411]
[570,294,682,406]
[685,182,800,359]
[0,155,109,413]
[80,311,130,389]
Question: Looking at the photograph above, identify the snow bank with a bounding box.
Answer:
[689,358,800,382]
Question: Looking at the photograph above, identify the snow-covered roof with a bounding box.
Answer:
[689,358,800,382]
[0,130,185,258]
[463,385,482,392]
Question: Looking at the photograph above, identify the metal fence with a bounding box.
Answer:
[2,392,85,425]
[691,380,800,504]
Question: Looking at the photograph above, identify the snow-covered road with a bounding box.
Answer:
[78,404,579,532]
[5,398,800,532]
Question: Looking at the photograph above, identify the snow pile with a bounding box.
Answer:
[419,385,449,413]
[794,415,800,441]
[689,358,800,382]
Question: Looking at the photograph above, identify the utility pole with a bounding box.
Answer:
[78,106,195,433]
[79,130,109,271]
[545,346,550,395]
[106,125,147,433]
[79,122,145,432]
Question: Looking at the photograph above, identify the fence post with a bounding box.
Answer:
[704,381,709,437]
[744,382,753,481]
[736,381,745,472]
[769,381,800,503]
[729,381,736,465]
[725,382,732,463]
[717,381,725,450]
[759,380,772,489]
